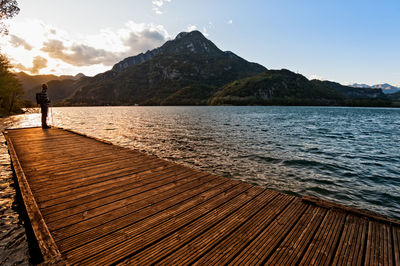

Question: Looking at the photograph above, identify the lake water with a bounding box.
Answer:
[1,106,400,262]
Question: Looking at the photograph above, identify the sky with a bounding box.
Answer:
[0,0,399,86]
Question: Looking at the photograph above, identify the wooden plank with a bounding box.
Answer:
[298,210,346,265]
[189,194,293,265]
[43,168,204,223]
[264,206,327,265]
[303,196,400,226]
[365,220,375,265]
[32,160,168,197]
[24,153,147,180]
[37,165,196,209]
[48,172,217,232]
[47,172,229,231]
[12,138,103,154]
[3,133,64,264]
[134,190,284,265]
[365,220,393,266]
[28,156,163,188]
[41,165,181,217]
[19,147,138,171]
[393,226,400,266]
[32,158,169,198]
[64,182,248,264]
[60,178,242,255]
[331,214,368,266]
[27,159,163,193]
[77,185,258,265]
[228,198,308,265]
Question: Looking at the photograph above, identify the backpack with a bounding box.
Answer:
[36,92,42,105]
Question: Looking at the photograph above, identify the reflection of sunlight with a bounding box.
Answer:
[10,107,63,128]
[8,108,60,128]
[9,113,42,128]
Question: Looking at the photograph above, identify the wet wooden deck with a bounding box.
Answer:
[4,127,400,265]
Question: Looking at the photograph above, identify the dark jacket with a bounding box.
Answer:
[39,89,50,108]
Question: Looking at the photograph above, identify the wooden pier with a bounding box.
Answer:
[4,127,400,265]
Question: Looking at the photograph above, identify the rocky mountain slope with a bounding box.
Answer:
[65,30,266,105]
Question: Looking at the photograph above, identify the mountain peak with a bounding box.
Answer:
[112,30,223,73]
[162,30,221,55]
[175,30,205,40]
[175,31,189,39]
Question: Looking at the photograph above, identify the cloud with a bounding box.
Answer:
[31,56,48,74]
[41,39,118,66]
[122,29,167,55]
[309,74,325,81]
[39,23,169,67]
[152,0,172,15]
[1,19,170,76]
[202,27,209,37]
[186,25,197,32]
[9,34,33,50]
[228,19,233,25]
[16,56,48,74]
[186,24,209,36]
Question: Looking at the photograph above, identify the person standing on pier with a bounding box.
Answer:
[39,84,51,129]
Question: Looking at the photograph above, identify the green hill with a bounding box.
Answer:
[210,70,390,106]
[210,70,345,105]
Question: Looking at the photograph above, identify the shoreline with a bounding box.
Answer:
[0,118,31,265]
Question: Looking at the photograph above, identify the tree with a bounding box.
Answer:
[0,54,24,114]
[0,0,19,35]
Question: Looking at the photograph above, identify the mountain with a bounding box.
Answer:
[210,70,344,105]
[65,30,266,105]
[20,31,395,107]
[211,74,390,106]
[350,83,372,88]
[25,79,86,104]
[350,83,400,94]
[388,91,400,102]
[16,72,64,91]
[373,83,400,94]
[16,72,86,101]
[112,32,238,73]
[315,81,386,99]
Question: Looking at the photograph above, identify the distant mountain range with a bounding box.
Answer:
[16,71,85,91]
[16,72,86,104]
[16,31,397,107]
[350,83,400,94]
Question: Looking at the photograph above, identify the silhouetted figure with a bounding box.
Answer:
[39,84,51,129]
